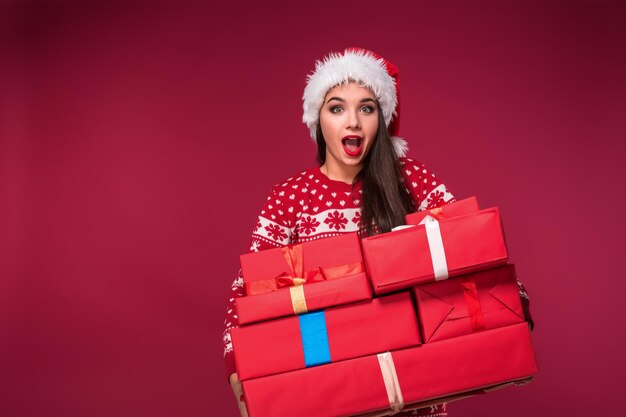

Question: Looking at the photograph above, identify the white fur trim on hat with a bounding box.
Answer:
[302,49,398,141]
[391,136,408,158]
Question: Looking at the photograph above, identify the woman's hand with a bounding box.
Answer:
[229,373,249,417]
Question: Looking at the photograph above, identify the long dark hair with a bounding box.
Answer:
[316,106,415,236]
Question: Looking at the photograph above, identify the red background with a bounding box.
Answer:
[1,1,625,416]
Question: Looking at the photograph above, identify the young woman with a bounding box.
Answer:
[223,47,532,417]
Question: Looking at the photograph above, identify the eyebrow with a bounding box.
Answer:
[326,97,377,104]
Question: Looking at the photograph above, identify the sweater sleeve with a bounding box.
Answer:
[223,184,297,379]
[517,278,534,330]
[398,157,456,211]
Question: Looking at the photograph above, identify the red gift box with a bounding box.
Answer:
[232,292,420,381]
[242,322,537,417]
[413,264,525,343]
[361,207,509,294]
[405,196,479,225]
[237,233,372,325]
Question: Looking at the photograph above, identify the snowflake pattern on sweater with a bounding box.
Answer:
[222,156,532,417]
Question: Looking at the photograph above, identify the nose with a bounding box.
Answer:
[346,108,361,130]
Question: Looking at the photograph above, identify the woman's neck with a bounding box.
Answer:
[321,160,362,184]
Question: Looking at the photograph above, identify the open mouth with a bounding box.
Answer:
[342,137,364,156]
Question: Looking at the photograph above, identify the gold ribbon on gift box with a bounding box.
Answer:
[244,243,364,314]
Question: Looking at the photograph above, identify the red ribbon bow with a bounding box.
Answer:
[427,207,445,220]
[245,243,363,296]
[274,245,326,288]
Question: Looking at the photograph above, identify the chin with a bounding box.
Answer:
[340,156,365,167]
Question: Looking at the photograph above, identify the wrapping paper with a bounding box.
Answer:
[232,292,420,381]
[358,378,533,417]
[405,196,480,226]
[237,233,371,324]
[413,264,525,343]
[361,208,509,294]
[242,323,537,417]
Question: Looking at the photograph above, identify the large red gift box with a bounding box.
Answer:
[232,292,420,381]
[405,196,479,225]
[236,233,372,325]
[413,264,525,343]
[361,207,509,294]
[242,322,537,417]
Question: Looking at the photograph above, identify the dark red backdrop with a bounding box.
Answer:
[1,1,625,416]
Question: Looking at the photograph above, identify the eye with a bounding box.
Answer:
[360,105,375,113]
[330,105,343,114]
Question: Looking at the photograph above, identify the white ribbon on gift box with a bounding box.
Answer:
[419,215,450,281]
[393,215,450,281]
[376,352,404,415]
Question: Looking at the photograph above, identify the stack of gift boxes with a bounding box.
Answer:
[231,197,538,417]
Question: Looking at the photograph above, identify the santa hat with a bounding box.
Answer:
[302,47,408,157]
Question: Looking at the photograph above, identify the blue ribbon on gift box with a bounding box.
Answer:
[298,311,331,367]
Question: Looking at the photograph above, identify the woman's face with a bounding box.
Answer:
[319,81,379,170]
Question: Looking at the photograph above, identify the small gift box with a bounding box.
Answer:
[413,264,525,343]
[405,196,480,225]
[236,233,372,325]
[242,323,537,417]
[361,207,509,294]
[232,292,420,381]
